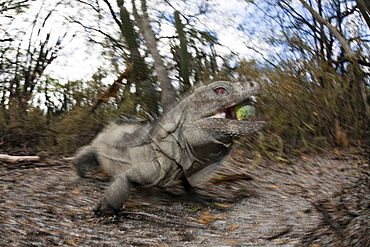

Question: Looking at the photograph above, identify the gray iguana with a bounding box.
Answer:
[72,80,266,215]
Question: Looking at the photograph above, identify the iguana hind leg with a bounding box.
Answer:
[93,162,164,215]
[72,146,100,177]
[182,178,216,204]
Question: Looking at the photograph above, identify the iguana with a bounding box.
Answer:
[72,80,266,215]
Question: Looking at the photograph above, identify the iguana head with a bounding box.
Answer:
[171,80,266,185]
[185,80,266,137]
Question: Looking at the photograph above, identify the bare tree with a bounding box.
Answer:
[0,1,65,113]
[298,0,369,122]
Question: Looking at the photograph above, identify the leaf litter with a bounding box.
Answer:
[0,147,369,246]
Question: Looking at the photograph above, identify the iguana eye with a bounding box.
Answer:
[214,87,227,95]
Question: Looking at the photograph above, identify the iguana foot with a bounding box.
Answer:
[185,187,216,205]
[180,178,216,205]
[75,167,87,178]
[92,198,119,215]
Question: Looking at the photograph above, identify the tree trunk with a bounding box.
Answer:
[131,0,177,112]
[117,0,159,114]
[356,0,370,28]
[174,10,191,93]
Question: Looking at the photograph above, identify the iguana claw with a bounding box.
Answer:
[92,198,119,215]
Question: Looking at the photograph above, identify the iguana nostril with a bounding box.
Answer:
[250,81,255,88]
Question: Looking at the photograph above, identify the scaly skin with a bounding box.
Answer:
[73,80,266,215]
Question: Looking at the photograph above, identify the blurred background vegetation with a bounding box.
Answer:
[0,0,369,155]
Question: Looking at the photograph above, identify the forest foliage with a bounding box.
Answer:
[0,0,369,156]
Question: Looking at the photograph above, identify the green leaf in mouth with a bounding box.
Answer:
[234,103,256,120]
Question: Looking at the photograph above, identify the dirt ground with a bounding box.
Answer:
[0,147,369,247]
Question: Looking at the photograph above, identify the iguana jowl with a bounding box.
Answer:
[73,80,266,214]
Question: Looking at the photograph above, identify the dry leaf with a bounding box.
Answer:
[192,210,227,224]
[64,239,78,246]
[227,223,239,230]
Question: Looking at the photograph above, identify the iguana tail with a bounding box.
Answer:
[72,146,101,177]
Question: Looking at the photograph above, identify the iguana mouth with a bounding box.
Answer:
[209,98,262,122]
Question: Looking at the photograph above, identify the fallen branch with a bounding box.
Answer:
[4,162,70,170]
[312,201,345,238]
[209,173,253,184]
[265,226,292,240]
[0,154,40,164]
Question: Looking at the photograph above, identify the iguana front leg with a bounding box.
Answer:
[92,175,134,215]
[92,162,165,215]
